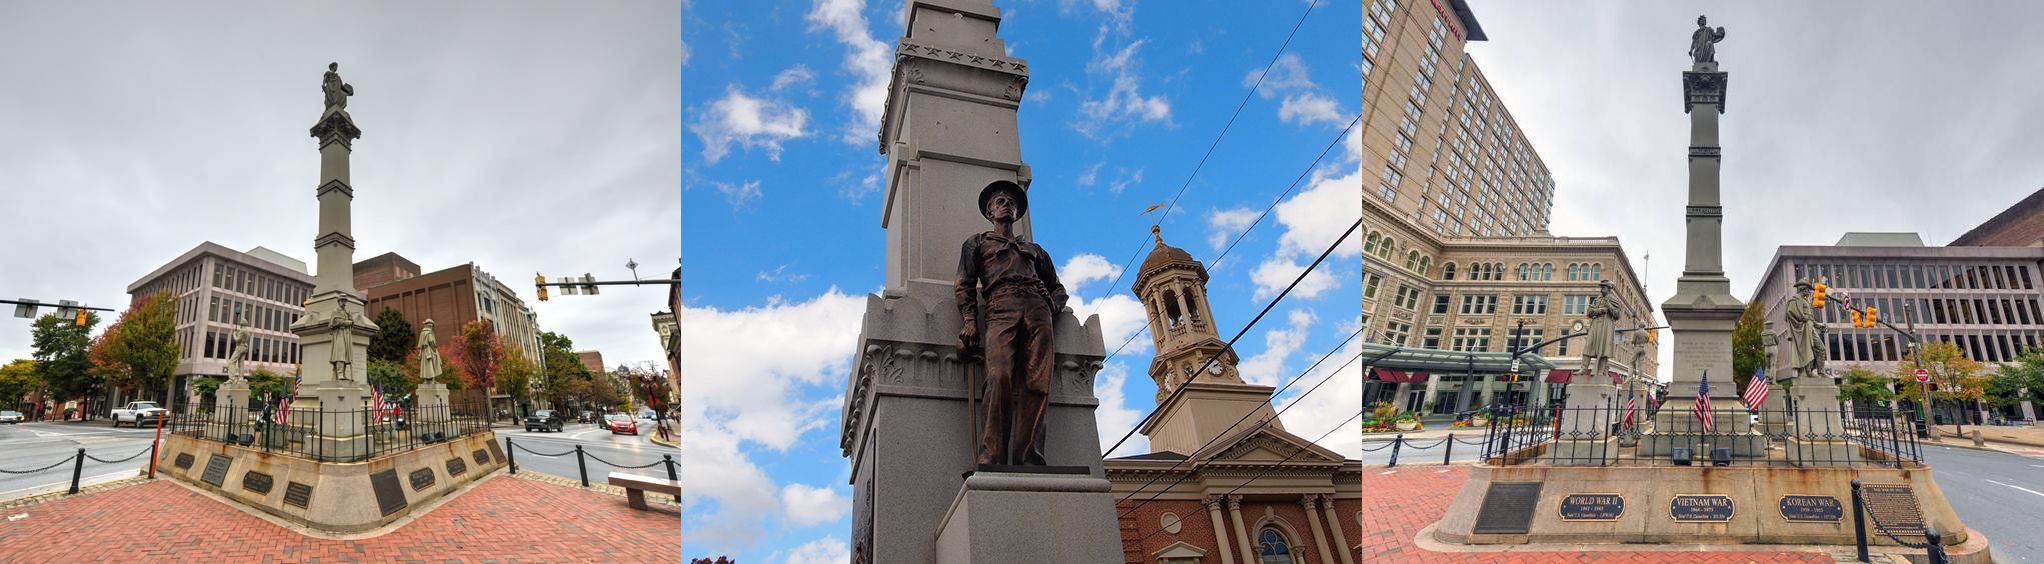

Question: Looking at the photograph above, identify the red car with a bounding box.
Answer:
[605,413,637,435]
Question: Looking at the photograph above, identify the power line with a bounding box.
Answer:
[1114,328,1363,506]
[1126,408,1365,547]
[1081,0,1325,310]
[1100,215,1362,458]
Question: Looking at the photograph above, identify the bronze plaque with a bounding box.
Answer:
[283,482,313,509]
[1670,494,1734,522]
[370,469,408,517]
[173,453,194,470]
[200,454,233,487]
[241,471,274,495]
[1778,495,1843,523]
[1473,482,1543,534]
[1559,493,1625,522]
[1860,484,1924,535]
[447,457,468,477]
[409,468,436,491]
[473,448,489,466]
[486,440,505,464]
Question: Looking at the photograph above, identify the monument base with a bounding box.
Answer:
[933,471,1123,564]
[155,430,506,533]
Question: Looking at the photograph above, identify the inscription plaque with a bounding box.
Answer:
[1559,493,1625,522]
[1860,484,1924,535]
[486,440,505,464]
[200,454,233,488]
[242,471,274,495]
[447,457,468,477]
[1778,495,1843,523]
[370,469,409,516]
[1473,482,1543,534]
[1670,494,1734,522]
[283,482,313,509]
[473,448,489,466]
[173,453,194,470]
[409,468,436,491]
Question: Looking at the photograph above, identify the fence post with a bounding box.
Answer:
[68,447,85,495]
[1388,434,1403,468]
[506,437,518,474]
[575,444,590,487]
[1849,480,1869,562]
[664,454,680,503]
[1443,433,1454,465]
[1924,526,1947,564]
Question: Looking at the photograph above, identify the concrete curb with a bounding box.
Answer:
[1410,521,1994,562]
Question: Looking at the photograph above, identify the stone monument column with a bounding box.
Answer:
[289,63,378,458]
[842,2,1112,563]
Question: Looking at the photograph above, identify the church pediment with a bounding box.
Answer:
[1197,426,1344,465]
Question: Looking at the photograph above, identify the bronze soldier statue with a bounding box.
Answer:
[956,180,1069,467]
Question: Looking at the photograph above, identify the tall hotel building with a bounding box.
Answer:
[1361,0,1659,415]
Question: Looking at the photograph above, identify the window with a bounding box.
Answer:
[1512,294,1549,315]
[1422,328,1443,349]
[1392,285,1422,310]
[1364,232,1382,256]
[1442,262,1457,280]
[1363,274,1381,299]
[1452,328,1492,352]
[1406,250,1423,271]
[1432,295,1452,315]
[1563,295,1591,315]
[1591,263,1603,280]
[1460,294,1497,315]
[1256,527,1295,564]
[1383,321,1412,346]
[1512,328,1547,355]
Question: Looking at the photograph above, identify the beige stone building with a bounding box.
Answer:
[1361,0,1658,416]
[127,242,316,407]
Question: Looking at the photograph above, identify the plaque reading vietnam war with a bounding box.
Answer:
[1560,493,1626,521]
[1860,484,1924,535]
[1778,495,1843,522]
[1473,482,1543,533]
[1670,494,1734,522]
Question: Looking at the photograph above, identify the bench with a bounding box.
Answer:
[607,472,680,510]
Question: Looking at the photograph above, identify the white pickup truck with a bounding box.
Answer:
[111,401,169,428]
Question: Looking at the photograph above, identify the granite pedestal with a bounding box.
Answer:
[933,471,1122,563]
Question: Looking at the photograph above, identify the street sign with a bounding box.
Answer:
[53,299,79,320]
[12,298,38,319]
[1913,369,1930,383]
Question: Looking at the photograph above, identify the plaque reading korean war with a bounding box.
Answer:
[1670,494,1735,522]
[1778,495,1844,522]
[1860,484,1924,534]
[1560,493,1626,521]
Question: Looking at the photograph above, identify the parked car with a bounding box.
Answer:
[577,410,596,424]
[0,410,23,424]
[525,409,565,432]
[111,401,169,428]
[605,412,637,435]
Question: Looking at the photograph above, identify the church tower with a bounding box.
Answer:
[1133,227,1282,455]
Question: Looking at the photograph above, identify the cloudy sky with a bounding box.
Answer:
[1461,1,2044,381]
[0,2,679,370]
[680,0,1359,560]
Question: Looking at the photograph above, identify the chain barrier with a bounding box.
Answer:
[508,442,576,457]
[1359,441,1395,452]
[84,443,157,465]
[581,451,670,470]
[0,455,78,475]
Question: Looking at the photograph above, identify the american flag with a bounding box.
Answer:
[276,373,302,425]
[1741,367,1770,412]
[1692,370,1715,433]
[369,385,388,420]
[1622,392,1638,428]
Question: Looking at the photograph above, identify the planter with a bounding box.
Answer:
[1395,420,1419,431]
[1471,417,1490,427]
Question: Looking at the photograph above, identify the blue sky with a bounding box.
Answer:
[679,1,1361,560]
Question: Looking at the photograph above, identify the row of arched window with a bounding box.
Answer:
[1365,230,1433,277]
[1566,262,1604,281]
[1440,261,1603,282]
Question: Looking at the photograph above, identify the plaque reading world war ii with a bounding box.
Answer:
[1860,484,1924,534]
[370,469,409,517]
[409,468,436,491]
[174,453,194,470]
[201,454,233,487]
[1670,494,1734,522]
[242,471,274,495]
[472,448,489,466]
[1778,494,1843,522]
[284,482,314,509]
[447,457,468,477]
[1473,482,1544,534]
[1560,493,1626,521]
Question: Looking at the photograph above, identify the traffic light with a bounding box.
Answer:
[535,274,549,302]
[1812,282,1828,308]
[1850,309,1864,328]
[1865,306,1878,326]
[73,309,88,327]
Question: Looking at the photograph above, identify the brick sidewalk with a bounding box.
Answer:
[1362,466,1832,563]
[0,473,677,562]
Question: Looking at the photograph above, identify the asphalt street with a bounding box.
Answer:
[500,419,677,486]
[0,421,163,501]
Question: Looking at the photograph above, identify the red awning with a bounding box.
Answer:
[1544,369,1574,383]
[1369,368,1428,383]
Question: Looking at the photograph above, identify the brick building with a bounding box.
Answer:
[354,254,542,366]
[1106,235,1361,563]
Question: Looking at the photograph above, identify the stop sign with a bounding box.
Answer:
[1914,369,1930,383]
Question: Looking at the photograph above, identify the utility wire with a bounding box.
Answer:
[1100,215,1362,458]
[1114,331,1363,506]
[1126,408,1365,546]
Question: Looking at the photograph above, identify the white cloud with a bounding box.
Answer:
[1237,309,1315,387]
[1061,253,1121,289]
[691,86,809,164]
[680,415,782,548]
[771,65,816,91]
[1250,257,1337,301]
[1063,253,1149,355]
[807,0,892,144]
[1025,89,1052,104]
[1248,138,1361,299]
[1278,93,1344,126]
[1095,361,1149,457]
[1205,207,1260,251]
[1243,53,1317,97]
[780,483,851,526]
[1273,320,1363,458]
[1076,39,1172,139]
[711,179,763,207]
[680,39,691,67]
[774,537,851,564]
[1106,167,1144,194]
[757,265,809,284]
[1077,161,1104,187]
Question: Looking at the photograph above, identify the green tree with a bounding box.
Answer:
[368,308,415,364]
[497,348,537,414]
[0,359,41,411]
[245,368,293,407]
[1988,348,2044,410]
[1894,340,1988,424]
[1731,300,1767,391]
[94,292,180,404]
[589,369,624,411]
[1836,365,1895,407]
[367,359,416,401]
[32,312,100,418]
[538,331,591,409]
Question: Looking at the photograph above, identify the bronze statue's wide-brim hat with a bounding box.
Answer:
[1794,278,1814,290]
[978,180,1028,221]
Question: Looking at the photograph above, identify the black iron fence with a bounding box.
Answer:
[167,397,492,463]
[1364,401,1923,469]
